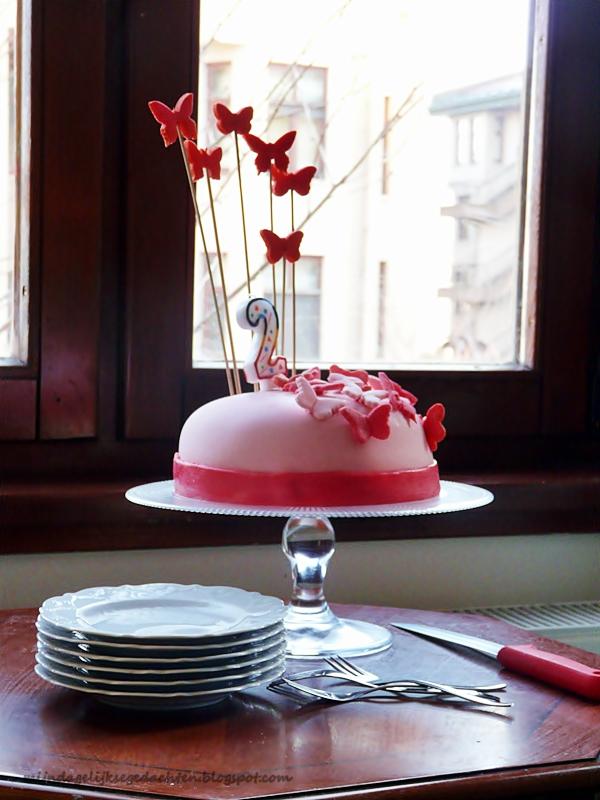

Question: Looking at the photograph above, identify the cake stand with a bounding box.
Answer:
[126,480,493,658]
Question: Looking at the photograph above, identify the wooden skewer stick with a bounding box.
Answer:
[233,133,258,391]
[206,174,242,395]
[269,177,276,310]
[234,133,252,295]
[291,190,297,376]
[178,133,234,396]
[281,258,287,354]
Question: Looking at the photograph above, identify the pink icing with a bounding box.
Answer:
[178,388,434,474]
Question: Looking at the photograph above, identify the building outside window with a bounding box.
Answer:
[268,63,326,172]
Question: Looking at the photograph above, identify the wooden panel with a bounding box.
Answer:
[1,471,599,555]
[185,368,542,437]
[2,607,600,800]
[38,2,106,439]
[124,0,198,438]
[536,0,600,434]
[0,380,36,440]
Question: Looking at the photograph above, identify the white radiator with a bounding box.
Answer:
[460,601,600,654]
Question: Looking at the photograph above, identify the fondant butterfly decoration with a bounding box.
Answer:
[260,230,304,264]
[244,131,296,173]
[213,103,253,136]
[271,165,317,196]
[296,377,346,421]
[340,404,392,444]
[330,364,370,388]
[377,371,418,405]
[183,142,222,181]
[147,93,197,147]
[423,403,446,452]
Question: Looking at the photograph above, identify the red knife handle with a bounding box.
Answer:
[498,644,600,700]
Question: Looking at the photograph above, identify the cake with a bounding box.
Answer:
[174,352,446,507]
[146,95,446,507]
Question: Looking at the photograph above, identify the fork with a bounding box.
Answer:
[276,669,506,695]
[277,676,512,706]
[324,655,509,706]
[269,680,508,707]
[279,665,507,694]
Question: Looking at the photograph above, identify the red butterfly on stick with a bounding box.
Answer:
[183,142,223,181]
[271,165,317,197]
[423,403,446,452]
[244,131,296,173]
[340,404,391,444]
[260,230,304,264]
[213,103,253,136]
[147,92,197,147]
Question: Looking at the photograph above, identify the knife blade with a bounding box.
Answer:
[391,621,600,701]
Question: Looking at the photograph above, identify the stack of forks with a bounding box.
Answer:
[269,656,511,708]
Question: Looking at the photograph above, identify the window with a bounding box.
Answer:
[381,96,391,195]
[493,114,505,163]
[0,0,27,364]
[194,0,531,368]
[268,63,326,172]
[265,256,321,363]
[193,253,226,362]
[204,62,231,142]
[377,261,387,358]
[2,1,600,549]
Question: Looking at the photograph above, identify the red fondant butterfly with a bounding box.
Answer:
[340,404,391,444]
[213,103,253,136]
[271,165,317,196]
[423,403,446,452]
[260,230,304,264]
[330,364,370,387]
[148,92,197,148]
[244,131,296,173]
[183,142,222,181]
[377,371,418,405]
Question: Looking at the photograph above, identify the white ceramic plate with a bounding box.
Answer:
[40,584,284,639]
[35,660,285,707]
[36,617,284,651]
[38,639,286,676]
[36,650,286,688]
[36,628,285,662]
[127,479,494,518]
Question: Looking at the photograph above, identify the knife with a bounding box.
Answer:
[390,621,600,701]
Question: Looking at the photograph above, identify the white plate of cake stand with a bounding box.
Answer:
[126,480,493,659]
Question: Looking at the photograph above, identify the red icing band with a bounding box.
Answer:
[173,453,440,507]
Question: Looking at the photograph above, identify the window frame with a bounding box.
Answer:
[1,0,599,552]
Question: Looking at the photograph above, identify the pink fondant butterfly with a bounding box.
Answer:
[183,142,222,181]
[148,93,197,147]
[213,103,253,136]
[260,230,304,264]
[340,404,391,444]
[271,165,317,196]
[244,131,296,173]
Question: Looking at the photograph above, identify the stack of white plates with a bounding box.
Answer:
[35,583,286,710]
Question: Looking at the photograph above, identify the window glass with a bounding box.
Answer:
[0,0,26,362]
[194,0,532,368]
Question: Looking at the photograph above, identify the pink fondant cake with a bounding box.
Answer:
[174,365,446,507]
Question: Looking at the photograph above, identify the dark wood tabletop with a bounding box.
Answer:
[1,604,600,800]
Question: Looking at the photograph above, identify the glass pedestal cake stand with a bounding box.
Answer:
[126,480,493,659]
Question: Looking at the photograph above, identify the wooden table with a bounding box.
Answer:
[2,604,600,800]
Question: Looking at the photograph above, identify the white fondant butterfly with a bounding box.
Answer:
[295,377,346,421]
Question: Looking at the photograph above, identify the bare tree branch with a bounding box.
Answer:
[199,0,355,211]
[195,86,422,334]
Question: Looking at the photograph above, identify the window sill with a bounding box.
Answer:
[1,469,599,555]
